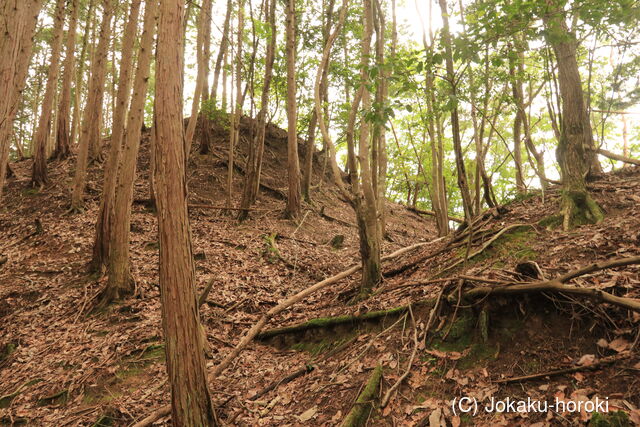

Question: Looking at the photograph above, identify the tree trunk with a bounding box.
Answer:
[211,0,232,107]
[437,0,474,222]
[285,0,302,219]
[71,0,95,151]
[31,0,66,188]
[227,0,244,210]
[54,0,79,160]
[509,44,526,194]
[0,0,44,203]
[238,0,276,219]
[103,0,158,304]
[91,0,142,271]
[155,0,216,424]
[543,1,603,229]
[184,0,210,154]
[70,0,114,211]
[198,0,214,155]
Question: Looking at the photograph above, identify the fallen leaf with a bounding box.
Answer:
[577,354,596,366]
[608,337,630,353]
[298,406,317,422]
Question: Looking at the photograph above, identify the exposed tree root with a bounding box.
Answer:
[495,353,631,384]
[462,256,640,312]
[437,224,533,277]
[341,365,383,427]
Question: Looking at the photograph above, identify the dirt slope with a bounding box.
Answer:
[0,117,436,426]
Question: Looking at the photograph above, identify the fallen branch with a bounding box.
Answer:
[198,277,215,309]
[188,203,273,212]
[341,365,383,427]
[249,364,315,401]
[406,206,464,223]
[495,353,630,384]
[592,148,640,166]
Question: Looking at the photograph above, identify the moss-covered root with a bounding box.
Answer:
[341,365,383,427]
[562,190,604,230]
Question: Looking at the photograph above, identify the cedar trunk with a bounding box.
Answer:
[104,0,159,304]
[54,0,79,160]
[31,0,66,187]
[285,0,302,219]
[70,0,114,211]
[92,0,142,271]
[155,0,216,424]
[0,0,43,203]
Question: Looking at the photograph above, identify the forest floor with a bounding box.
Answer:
[1,119,639,426]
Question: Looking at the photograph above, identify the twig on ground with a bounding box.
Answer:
[381,306,419,408]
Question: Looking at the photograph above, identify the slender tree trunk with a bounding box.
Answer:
[31,0,66,188]
[302,0,335,202]
[509,44,526,194]
[211,0,233,107]
[373,0,388,235]
[71,0,95,151]
[185,0,211,154]
[70,0,114,211]
[91,0,142,271]
[103,0,158,304]
[0,0,44,202]
[54,0,79,160]
[155,0,217,423]
[227,0,243,209]
[437,0,474,221]
[543,0,603,229]
[285,0,301,219]
[198,0,214,155]
[238,0,276,219]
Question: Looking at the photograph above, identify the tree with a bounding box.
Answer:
[0,0,44,203]
[92,0,142,271]
[155,0,216,424]
[104,0,158,304]
[70,0,114,212]
[54,0,79,160]
[285,0,302,219]
[437,0,474,222]
[543,0,603,229]
[31,0,66,188]
[238,0,277,219]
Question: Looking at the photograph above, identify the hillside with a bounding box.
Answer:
[1,118,639,426]
[0,117,436,426]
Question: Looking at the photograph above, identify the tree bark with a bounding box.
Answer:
[155,0,216,424]
[70,0,114,211]
[54,0,79,160]
[238,0,277,219]
[184,0,210,154]
[91,0,142,270]
[0,0,44,203]
[285,0,302,219]
[543,0,603,229]
[226,0,243,210]
[30,0,66,188]
[103,0,158,304]
[71,0,95,151]
[437,0,474,222]
[211,0,232,107]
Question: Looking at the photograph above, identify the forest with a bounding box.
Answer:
[1,0,640,425]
